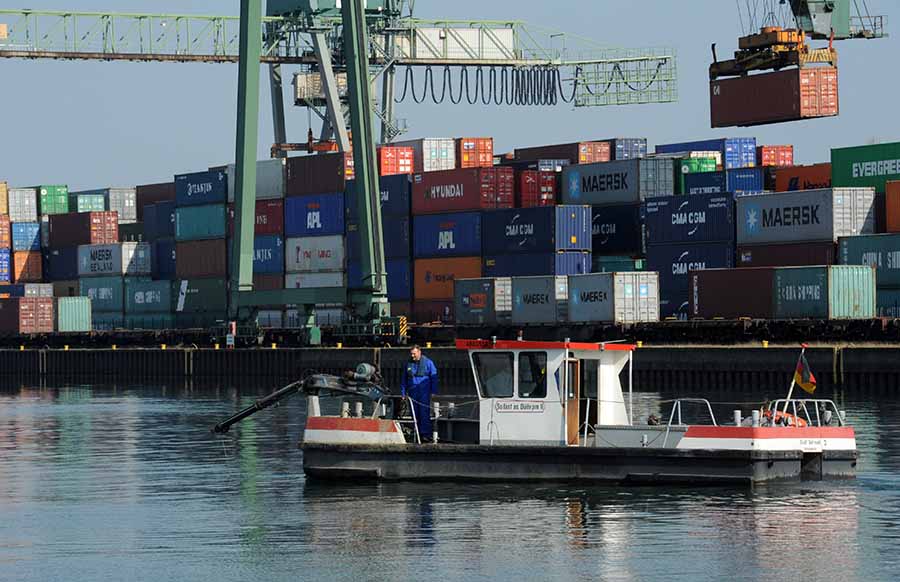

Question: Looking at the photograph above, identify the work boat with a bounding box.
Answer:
[213,340,857,485]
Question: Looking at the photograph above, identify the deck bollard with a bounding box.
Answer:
[734,410,742,426]
[751,410,761,427]
[341,402,350,418]
[354,402,363,418]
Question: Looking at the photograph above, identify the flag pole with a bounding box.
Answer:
[783,343,807,417]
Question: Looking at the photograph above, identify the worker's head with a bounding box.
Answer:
[410,345,422,361]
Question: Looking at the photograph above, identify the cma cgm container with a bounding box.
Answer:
[591,204,643,257]
[346,217,410,259]
[43,247,79,280]
[175,239,227,279]
[135,182,175,221]
[80,277,125,313]
[347,259,412,301]
[377,146,414,176]
[37,185,69,215]
[125,279,174,314]
[12,252,42,283]
[454,277,512,326]
[0,249,9,283]
[839,233,900,287]
[514,141,610,165]
[511,276,568,325]
[284,193,344,237]
[413,212,481,258]
[0,297,54,334]
[710,67,838,127]
[413,257,481,300]
[226,158,285,202]
[72,188,137,223]
[561,158,675,205]
[153,239,177,280]
[175,170,227,206]
[285,235,345,272]
[603,138,648,161]
[78,243,152,277]
[392,138,456,172]
[735,188,875,245]
[8,188,39,222]
[831,141,900,193]
[411,167,514,214]
[174,278,228,315]
[482,252,591,278]
[56,297,92,332]
[644,193,735,245]
[345,174,411,220]
[48,211,118,249]
[656,138,756,170]
[757,145,794,168]
[456,137,494,168]
[736,241,836,267]
[143,200,176,241]
[646,241,735,319]
[567,272,659,324]
[481,206,591,254]
[175,204,227,241]
[682,168,766,194]
[774,163,832,192]
[286,153,354,196]
[11,223,40,251]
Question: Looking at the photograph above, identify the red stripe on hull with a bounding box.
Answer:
[306,417,399,433]
[684,426,854,440]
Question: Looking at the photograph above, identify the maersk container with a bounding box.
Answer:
[284,193,345,237]
[345,173,411,220]
[43,247,79,281]
[483,252,591,278]
[285,235,345,273]
[153,239,176,280]
[774,265,875,320]
[174,279,228,313]
[413,212,481,258]
[735,188,875,245]
[175,204,227,241]
[481,206,591,255]
[567,272,659,324]
[454,277,512,326]
[80,276,125,312]
[644,193,735,245]
[878,289,900,318]
[251,235,284,275]
[346,217,410,260]
[346,259,412,301]
[69,193,106,212]
[655,138,757,170]
[77,243,152,277]
[144,200,176,241]
[392,137,456,172]
[591,204,644,256]
[8,188,38,223]
[839,233,900,287]
[604,138,648,161]
[37,185,69,215]
[175,170,227,206]
[511,276,568,325]
[646,241,735,319]
[11,223,40,251]
[561,158,675,205]
[0,249,9,283]
[226,158,285,202]
[56,297,92,333]
[284,272,346,289]
[125,279,174,314]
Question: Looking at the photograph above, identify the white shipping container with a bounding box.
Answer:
[284,272,346,289]
[77,242,152,277]
[107,188,138,223]
[8,188,38,222]
[393,138,456,172]
[227,159,285,202]
[567,272,659,324]
[285,235,345,273]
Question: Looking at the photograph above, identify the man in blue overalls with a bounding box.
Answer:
[400,345,439,442]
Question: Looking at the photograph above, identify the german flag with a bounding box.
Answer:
[794,353,817,394]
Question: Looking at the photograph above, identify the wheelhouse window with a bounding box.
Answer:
[473,352,514,398]
[518,352,547,399]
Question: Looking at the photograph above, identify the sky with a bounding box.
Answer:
[0,0,896,190]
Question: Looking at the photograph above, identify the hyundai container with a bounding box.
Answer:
[175,204,227,241]
[36,185,69,215]
[12,251,41,283]
[11,223,40,251]
[514,141,610,165]
[285,153,354,195]
[737,242,836,267]
[516,170,557,207]
[456,137,494,168]
[227,199,284,236]
[136,182,175,220]
[646,241,735,319]
[143,200,176,241]
[69,193,106,212]
[285,235,345,273]
[481,205,591,255]
[345,174,411,220]
[454,277,512,326]
[175,239,227,279]
[55,297,92,332]
[413,256,481,300]
[80,276,125,312]
[561,158,675,205]
[347,258,412,301]
[153,239,176,280]
[567,272,659,324]
[175,170,227,206]
[48,211,118,248]
[226,158,285,202]
[8,188,38,222]
[377,146,414,176]
[413,212,481,258]
[392,138,456,172]
[346,217,410,259]
[125,279,175,314]
[0,297,54,334]
[482,252,591,278]
[43,247,79,280]
[591,205,644,256]
[78,242,152,277]
[284,272,346,289]
[655,138,756,170]
[756,145,794,168]
[644,193,735,245]
[0,249,9,283]
[603,138,648,161]
[878,289,900,318]
[839,233,900,287]
[774,163,832,192]
[411,167,514,214]
[174,278,228,314]
[511,276,568,324]
[832,141,900,193]
[284,193,344,237]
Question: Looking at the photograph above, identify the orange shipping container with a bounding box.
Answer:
[756,145,794,168]
[456,137,494,169]
[12,251,42,283]
[413,257,481,300]
[774,163,832,192]
[377,146,415,176]
[887,181,900,234]
[0,181,8,216]
[0,216,10,249]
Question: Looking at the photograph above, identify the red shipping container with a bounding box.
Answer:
[48,212,118,249]
[514,141,610,164]
[227,200,284,236]
[690,268,776,320]
[253,274,284,291]
[774,163,832,192]
[516,170,557,207]
[0,215,10,249]
[412,301,455,324]
[756,145,794,168]
[377,146,415,176]
[736,242,836,267]
[135,182,176,221]
[412,167,514,215]
[413,257,481,300]
[176,239,228,278]
[711,66,839,128]
[887,181,900,233]
[456,137,494,169]
[0,297,54,334]
[12,251,42,283]
[285,153,354,196]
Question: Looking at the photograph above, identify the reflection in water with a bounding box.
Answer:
[0,380,898,581]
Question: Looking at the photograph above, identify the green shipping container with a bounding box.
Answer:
[832,142,900,193]
[124,314,176,330]
[678,157,717,194]
[838,233,900,287]
[878,289,900,318]
[92,312,124,331]
[774,265,875,320]
[176,312,227,328]
[56,297,92,332]
[175,204,227,241]
[36,185,69,215]
[591,256,645,273]
[69,193,107,213]
[80,276,125,312]
[125,279,175,314]
[174,279,228,313]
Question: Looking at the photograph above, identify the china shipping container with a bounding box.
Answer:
[889,181,900,233]
[77,242,152,277]
[0,297,54,334]
[516,170,557,207]
[591,204,644,257]
[481,206,592,255]
[11,223,40,251]
[125,279,175,314]
[43,247,79,280]
[646,241,735,319]
[838,233,900,287]
[69,193,106,212]
[411,167,514,214]
[454,277,513,326]
[682,168,766,194]
[347,259,412,301]
[36,185,69,215]
[285,235,345,273]
[413,212,481,258]
[175,204,227,241]
[0,216,9,249]
[227,200,285,237]
[482,252,591,278]
[774,163,832,192]
[735,188,875,245]
[72,188,137,223]
[832,141,900,193]
[226,158,285,202]
[644,193,735,245]
[511,275,568,324]
[655,138,757,170]
[561,158,675,205]
[175,239,227,279]
[253,273,284,291]
[455,137,494,168]
[0,182,7,215]
[567,272,659,324]
[514,141,611,165]
[0,249,9,283]
[878,289,900,318]
[56,297,92,332]
[80,276,125,313]
[377,146,415,176]
[12,251,42,283]
[53,280,79,298]
[144,201,176,241]
[284,272,346,289]
[135,182,176,221]
[346,217,410,259]
[285,153,354,196]
[175,170,227,207]
[8,188,38,222]
[345,174,411,220]
[284,193,344,237]
[92,313,125,330]
[392,138,456,172]
[48,211,118,248]
[603,138,648,161]
[153,239,177,280]
[413,256,481,300]
[412,301,455,324]
[174,278,228,314]
[592,256,646,273]
[736,241,836,267]
[756,145,794,168]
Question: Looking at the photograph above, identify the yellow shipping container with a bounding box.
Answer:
[0,182,8,216]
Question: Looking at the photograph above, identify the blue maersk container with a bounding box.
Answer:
[43,247,79,280]
[655,138,757,170]
[591,205,644,256]
[153,239,177,280]
[12,222,41,251]
[175,170,227,206]
[252,235,285,274]
[646,241,735,319]
[346,217,410,260]
[0,249,9,283]
[346,259,412,301]
[483,252,591,277]
[683,169,766,195]
[413,212,482,258]
[144,200,176,241]
[284,193,344,237]
[644,193,735,245]
[481,206,591,255]
[345,174,411,221]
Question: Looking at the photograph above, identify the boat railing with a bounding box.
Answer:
[662,399,717,447]
[766,399,846,427]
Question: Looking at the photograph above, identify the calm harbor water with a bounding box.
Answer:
[1,380,899,581]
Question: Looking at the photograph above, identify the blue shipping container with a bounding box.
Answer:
[591,204,644,256]
[175,170,227,206]
[345,174,411,221]
[646,241,735,319]
[684,171,727,195]
[0,249,9,283]
[43,247,79,280]
[726,167,766,194]
[11,222,41,251]
[153,238,177,280]
[607,138,648,161]
[252,235,284,274]
[483,252,591,277]
[285,193,344,237]
[144,200,176,241]
[481,206,592,255]
[655,138,756,170]
[346,217,410,260]
[644,193,735,245]
[347,259,412,301]
[413,212,482,258]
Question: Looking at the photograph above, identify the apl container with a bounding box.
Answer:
[285,153,354,196]
[175,204,227,241]
[153,239,177,280]
[567,272,659,324]
[284,193,344,237]
[646,241,735,319]
[511,275,568,325]
[832,141,900,194]
[284,272,346,289]
[603,138,648,161]
[413,212,481,258]
[125,279,175,314]
[226,158,285,202]
[454,277,512,326]
[174,279,228,314]
[482,252,591,277]
[514,141,610,165]
[77,243,152,277]
[644,193,735,245]
[11,223,40,251]
[561,158,675,205]
[0,297,54,334]
[285,235,345,273]
[80,276,125,312]
[656,138,757,170]
[175,170,227,206]
[175,239,227,279]
[346,217,410,260]
[839,233,900,287]
[347,259,412,301]
[8,188,39,223]
[36,185,69,215]
[413,257,481,300]
[43,247,79,280]
[774,163,832,192]
[411,167,514,214]
[591,205,644,256]
[456,137,494,169]
[345,174,411,220]
[735,188,875,245]
[392,138,456,172]
[481,206,592,254]
[737,242,836,267]
[56,297,92,332]
[143,200,176,241]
